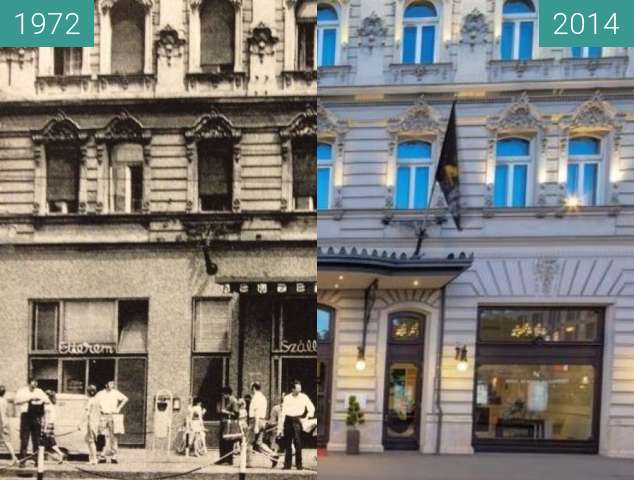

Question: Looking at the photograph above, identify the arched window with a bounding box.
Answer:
[501,0,536,61]
[567,137,601,206]
[297,0,316,70]
[571,47,602,59]
[200,0,235,73]
[395,141,432,209]
[317,4,338,67]
[111,0,145,74]
[494,138,530,207]
[402,1,438,64]
[317,143,333,209]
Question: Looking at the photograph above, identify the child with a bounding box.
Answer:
[187,398,207,457]
[237,398,248,434]
[0,386,18,465]
[43,391,65,464]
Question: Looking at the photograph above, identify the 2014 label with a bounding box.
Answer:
[553,12,620,36]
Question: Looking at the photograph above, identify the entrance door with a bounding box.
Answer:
[383,312,425,450]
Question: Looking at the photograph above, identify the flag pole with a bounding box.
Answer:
[413,99,456,258]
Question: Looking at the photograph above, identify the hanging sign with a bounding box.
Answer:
[225,282,317,295]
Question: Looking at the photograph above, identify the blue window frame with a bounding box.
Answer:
[317,143,333,210]
[571,47,603,59]
[402,1,437,65]
[501,0,535,61]
[317,4,338,67]
[395,141,432,209]
[317,306,333,342]
[494,138,530,207]
[567,137,601,206]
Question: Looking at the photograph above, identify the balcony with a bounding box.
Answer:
[488,58,556,82]
[560,56,629,80]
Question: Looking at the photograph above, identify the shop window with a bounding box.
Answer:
[32,302,59,352]
[54,48,83,76]
[118,300,148,352]
[194,299,231,352]
[297,0,316,70]
[111,0,145,75]
[567,137,601,207]
[197,140,233,212]
[571,47,602,59]
[63,300,116,344]
[317,306,332,342]
[292,137,317,210]
[402,1,437,64]
[494,138,530,208]
[200,0,235,73]
[395,141,432,210]
[111,143,144,213]
[46,143,81,214]
[30,359,59,392]
[474,307,603,453]
[501,0,535,61]
[317,4,338,66]
[317,143,332,210]
[192,356,230,421]
[62,359,86,394]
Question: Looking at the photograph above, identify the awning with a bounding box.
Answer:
[318,247,473,290]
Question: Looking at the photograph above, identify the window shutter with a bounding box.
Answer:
[201,0,235,70]
[63,301,116,344]
[111,0,145,74]
[47,145,80,202]
[198,141,232,196]
[195,299,231,352]
[292,139,316,198]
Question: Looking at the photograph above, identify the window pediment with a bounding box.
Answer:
[563,91,622,133]
[282,105,317,140]
[96,112,150,145]
[487,92,542,135]
[185,109,241,142]
[100,0,152,12]
[32,112,87,144]
[387,95,442,137]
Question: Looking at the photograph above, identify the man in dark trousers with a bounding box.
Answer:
[14,379,49,467]
[277,380,315,470]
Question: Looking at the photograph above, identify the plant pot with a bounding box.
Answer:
[346,428,360,455]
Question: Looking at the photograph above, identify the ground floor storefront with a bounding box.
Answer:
[0,242,316,449]
[317,245,634,458]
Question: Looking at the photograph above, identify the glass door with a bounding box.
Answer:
[383,313,425,450]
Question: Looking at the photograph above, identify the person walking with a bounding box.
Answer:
[42,391,65,464]
[79,385,101,465]
[95,381,128,464]
[277,380,315,471]
[15,379,49,468]
[248,382,277,465]
[266,393,284,468]
[0,386,18,465]
[217,387,238,465]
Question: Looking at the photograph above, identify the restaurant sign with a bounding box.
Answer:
[59,342,116,355]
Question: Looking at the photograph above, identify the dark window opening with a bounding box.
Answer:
[118,300,148,353]
[130,165,144,213]
[54,48,83,76]
[292,137,316,210]
[200,0,235,73]
[32,302,59,352]
[198,140,233,211]
[46,144,80,214]
[192,356,230,421]
[298,22,315,70]
[111,0,145,75]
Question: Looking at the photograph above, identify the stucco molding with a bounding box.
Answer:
[460,8,490,50]
[357,12,387,53]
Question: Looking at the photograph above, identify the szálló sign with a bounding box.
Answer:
[280,339,317,354]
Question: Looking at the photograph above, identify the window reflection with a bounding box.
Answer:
[391,316,421,339]
[317,307,332,342]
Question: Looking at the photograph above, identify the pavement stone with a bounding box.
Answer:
[319,452,634,480]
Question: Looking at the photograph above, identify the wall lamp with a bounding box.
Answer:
[455,345,468,372]
[355,346,366,372]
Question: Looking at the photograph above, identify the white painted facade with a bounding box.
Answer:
[317,0,634,457]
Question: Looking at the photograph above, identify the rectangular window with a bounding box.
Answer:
[30,359,58,392]
[403,26,417,64]
[321,28,337,66]
[494,164,527,207]
[197,140,233,211]
[298,22,315,70]
[32,303,59,352]
[588,47,602,58]
[501,22,514,60]
[413,167,429,209]
[518,21,534,60]
[511,164,527,207]
[293,138,317,210]
[395,167,411,209]
[46,144,80,214]
[421,26,435,64]
[118,300,148,353]
[567,163,579,197]
[317,167,331,210]
[583,163,598,206]
[192,356,229,421]
[567,162,598,206]
[194,299,232,352]
[62,359,86,394]
[54,48,83,76]
[111,143,144,213]
[63,301,116,344]
[493,164,508,207]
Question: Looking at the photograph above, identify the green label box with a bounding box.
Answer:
[0,0,94,47]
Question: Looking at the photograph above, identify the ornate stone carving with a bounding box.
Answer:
[32,111,87,144]
[387,95,443,136]
[0,48,36,68]
[96,111,151,145]
[357,12,387,53]
[101,0,152,12]
[317,103,348,137]
[281,104,317,140]
[461,9,489,49]
[487,92,541,133]
[156,25,186,67]
[248,22,279,63]
[569,91,620,131]
[534,258,561,296]
[185,108,241,142]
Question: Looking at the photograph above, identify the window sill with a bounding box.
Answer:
[560,56,629,78]
[185,71,247,91]
[317,65,352,85]
[388,62,455,83]
[282,69,317,85]
[97,73,157,92]
[489,58,556,81]
[35,75,92,94]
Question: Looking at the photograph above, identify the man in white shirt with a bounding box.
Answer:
[14,379,50,467]
[247,382,277,465]
[95,381,128,464]
[277,380,315,470]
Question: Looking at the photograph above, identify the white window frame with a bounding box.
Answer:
[395,141,434,209]
[501,4,537,61]
[317,142,334,210]
[109,163,144,214]
[567,137,603,206]
[317,4,339,67]
[38,48,91,77]
[401,5,438,64]
[495,137,533,207]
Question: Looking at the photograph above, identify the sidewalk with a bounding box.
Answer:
[0,448,316,480]
[319,451,634,480]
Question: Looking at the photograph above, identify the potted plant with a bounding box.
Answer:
[345,395,365,454]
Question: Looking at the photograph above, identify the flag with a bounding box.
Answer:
[435,101,461,230]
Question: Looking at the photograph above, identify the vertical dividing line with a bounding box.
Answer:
[434,286,446,455]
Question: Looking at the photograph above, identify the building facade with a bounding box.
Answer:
[0,0,316,448]
[317,0,634,457]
